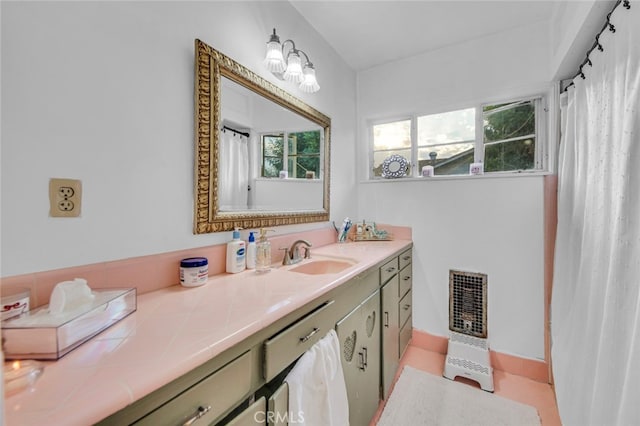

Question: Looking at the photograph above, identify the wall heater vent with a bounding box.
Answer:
[449,269,487,338]
[444,269,493,392]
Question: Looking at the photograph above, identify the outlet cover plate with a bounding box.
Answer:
[49,178,82,218]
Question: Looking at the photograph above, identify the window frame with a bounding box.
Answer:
[368,95,547,180]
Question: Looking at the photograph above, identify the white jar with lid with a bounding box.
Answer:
[1,287,30,321]
[180,257,209,287]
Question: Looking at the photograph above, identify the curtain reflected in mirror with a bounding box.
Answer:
[218,128,249,210]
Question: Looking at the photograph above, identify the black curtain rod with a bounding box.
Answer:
[563,0,631,92]
[221,125,250,138]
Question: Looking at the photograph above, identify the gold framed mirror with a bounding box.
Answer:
[194,39,331,233]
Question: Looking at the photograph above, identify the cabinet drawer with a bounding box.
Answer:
[398,249,412,271]
[136,351,252,426]
[227,396,266,426]
[399,265,412,298]
[399,289,412,328]
[380,257,399,285]
[264,300,335,382]
[399,316,412,358]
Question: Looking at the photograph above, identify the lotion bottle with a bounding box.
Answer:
[246,231,257,270]
[226,228,246,273]
[256,228,274,273]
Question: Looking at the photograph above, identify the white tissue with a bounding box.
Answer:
[48,278,95,315]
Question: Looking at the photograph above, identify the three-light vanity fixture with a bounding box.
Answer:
[263,28,320,93]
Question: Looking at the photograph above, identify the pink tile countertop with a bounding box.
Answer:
[4,239,412,426]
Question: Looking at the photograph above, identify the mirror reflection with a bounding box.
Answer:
[219,77,324,212]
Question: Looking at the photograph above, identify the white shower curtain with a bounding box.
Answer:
[218,130,249,210]
[552,4,640,425]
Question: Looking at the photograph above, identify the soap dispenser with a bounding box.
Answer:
[246,231,257,270]
[226,228,246,273]
[256,228,274,273]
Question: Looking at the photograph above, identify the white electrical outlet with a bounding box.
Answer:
[49,178,82,217]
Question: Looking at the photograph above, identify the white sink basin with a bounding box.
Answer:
[287,257,357,275]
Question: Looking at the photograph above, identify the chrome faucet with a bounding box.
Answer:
[281,239,312,265]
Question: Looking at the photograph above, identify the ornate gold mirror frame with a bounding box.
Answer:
[194,39,331,233]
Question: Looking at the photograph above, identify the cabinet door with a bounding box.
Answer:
[381,275,400,400]
[227,397,266,426]
[336,290,380,426]
[267,382,289,426]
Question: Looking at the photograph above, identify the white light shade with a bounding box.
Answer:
[264,41,285,73]
[283,51,303,83]
[299,65,320,93]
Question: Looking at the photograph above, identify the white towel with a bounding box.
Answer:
[286,329,349,426]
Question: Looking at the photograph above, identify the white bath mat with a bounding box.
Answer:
[378,366,540,426]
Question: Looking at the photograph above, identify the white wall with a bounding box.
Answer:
[1,1,357,276]
[357,21,552,359]
[254,179,323,210]
[549,0,618,80]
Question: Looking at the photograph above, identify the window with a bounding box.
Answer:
[371,119,411,177]
[261,130,321,178]
[370,97,544,178]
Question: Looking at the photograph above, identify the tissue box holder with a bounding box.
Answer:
[2,288,136,360]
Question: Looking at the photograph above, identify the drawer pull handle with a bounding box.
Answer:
[403,304,411,311]
[183,405,212,426]
[358,347,368,371]
[384,311,389,327]
[386,267,396,273]
[403,276,411,281]
[402,255,411,261]
[300,327,320,343]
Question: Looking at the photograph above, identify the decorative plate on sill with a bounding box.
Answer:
[382,154,409,178]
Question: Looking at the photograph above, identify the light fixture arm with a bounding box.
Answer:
[281,39,297,53]
[297,49,313,67]
[281,40,313,66]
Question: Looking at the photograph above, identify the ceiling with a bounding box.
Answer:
[291,1,561,71]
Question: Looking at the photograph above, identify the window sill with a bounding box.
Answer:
[255,178,323,182]
[361,170,553,184]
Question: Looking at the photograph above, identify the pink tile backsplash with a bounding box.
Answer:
[0,227,345,309]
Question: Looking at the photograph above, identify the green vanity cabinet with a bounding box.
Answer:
[381,274,400,400]
[398,248,413,359]
[381,248,413,400]
[336,290,381,426]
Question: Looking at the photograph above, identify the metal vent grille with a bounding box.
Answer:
[449,270,487,338]
[343,331,356,362]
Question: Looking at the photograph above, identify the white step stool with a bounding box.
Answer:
[443,331,494,392]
